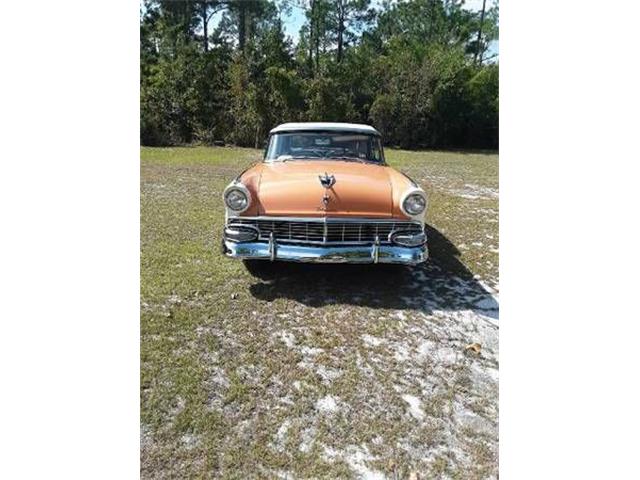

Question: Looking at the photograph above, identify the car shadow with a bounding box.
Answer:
[247,225,498,319]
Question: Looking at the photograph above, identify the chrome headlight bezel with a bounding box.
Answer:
[400,189,428,218]
[223,183,251,213]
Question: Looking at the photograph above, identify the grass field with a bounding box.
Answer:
[141,146,499,479]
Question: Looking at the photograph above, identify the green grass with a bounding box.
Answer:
[141,146,499,479]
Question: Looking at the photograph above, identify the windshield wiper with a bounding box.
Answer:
[275,155,317,162]
[274,155,372,163]
[330,156,368,163]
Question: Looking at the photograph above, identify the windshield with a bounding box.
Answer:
[264,132,385,164]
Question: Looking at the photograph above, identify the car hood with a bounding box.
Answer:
[254,160,394,217]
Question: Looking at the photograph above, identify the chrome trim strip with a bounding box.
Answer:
[269,232,276,261]
[242,239,395,246]
[227,216,420,225]
[373,236,380,263]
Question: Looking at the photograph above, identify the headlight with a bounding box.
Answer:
[224,187,249,212]
[403,193,426,215]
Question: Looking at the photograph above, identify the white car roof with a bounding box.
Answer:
[270,122,381,136]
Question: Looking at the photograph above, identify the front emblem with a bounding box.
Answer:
[319,172,336,189]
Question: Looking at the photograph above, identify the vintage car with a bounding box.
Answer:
[221,122,428,265]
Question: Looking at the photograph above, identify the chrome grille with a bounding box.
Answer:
[228,217,422,244]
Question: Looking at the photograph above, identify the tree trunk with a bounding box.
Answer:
[202,4,209,52]
[337,1,344,63]
[308,0,316,75]
[254,123,262,149]
[238,4,246,52]
[474,0,487,64]
[314,1,320,73]
[428,0,435,41]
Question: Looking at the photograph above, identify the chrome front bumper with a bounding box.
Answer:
[222,235,428,265]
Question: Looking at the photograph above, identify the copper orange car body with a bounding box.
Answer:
[221,122,428,265]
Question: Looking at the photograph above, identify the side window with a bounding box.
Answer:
[371,139,382,163]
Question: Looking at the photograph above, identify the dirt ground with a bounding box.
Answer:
[141,146,499,479]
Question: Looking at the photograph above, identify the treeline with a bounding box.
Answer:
[141,0,499,149]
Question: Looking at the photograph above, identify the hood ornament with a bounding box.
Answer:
[318,172,335,211]
[319,172,336,189]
